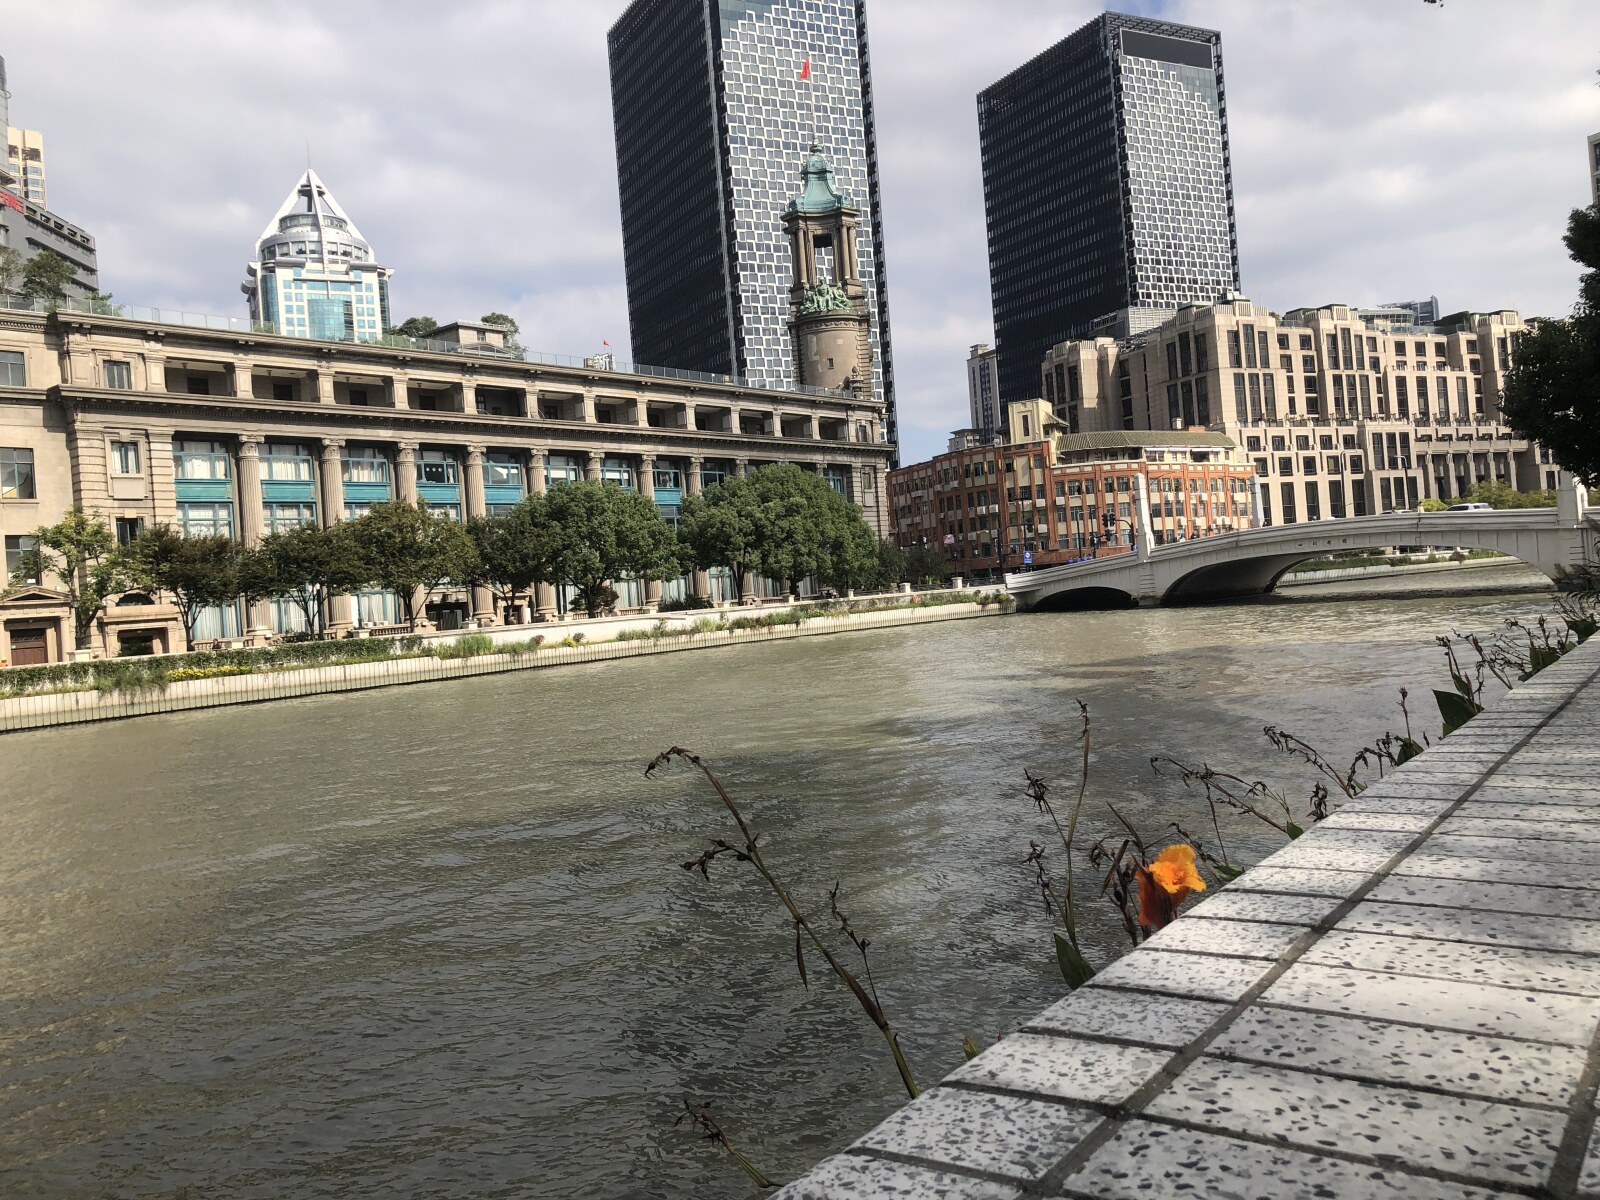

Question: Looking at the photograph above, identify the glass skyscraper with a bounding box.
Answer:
[978,12,1240,406]
[608,0,897,453]
[242,169,393,342]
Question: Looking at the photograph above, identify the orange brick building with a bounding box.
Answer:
[890,400,1258,580]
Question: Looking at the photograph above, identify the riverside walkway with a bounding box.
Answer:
[776,636,1600,1198]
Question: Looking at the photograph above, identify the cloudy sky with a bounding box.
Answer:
[6,0,1599,462]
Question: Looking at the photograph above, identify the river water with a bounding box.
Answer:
[0,564,1559,1198]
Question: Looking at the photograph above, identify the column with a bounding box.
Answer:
[584,450,602,481]
[142,353,167,392]
[461,379,477,414]
[1134,474,1154,562]
[465,446,495,626]
[640,454,662,610]
[233,362,254,400]
[316,368,336,404]
[528,450,557,620]
[396,442,419,503]
[581,389,597,424]
[237,435,272,637]
[687,456,711,600]
[321,440,354,632]
[389,374,409,408]
[735,457,749,478]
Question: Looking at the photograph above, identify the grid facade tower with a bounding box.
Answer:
[978,12,1240,406]
[608,0,898,457]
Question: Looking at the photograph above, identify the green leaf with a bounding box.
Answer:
[1395,737,1426,765]
[962,1036,982,1061]
[1530,644,1564,674]
[1054,932,1096,990]
[1434,688,1482,735]
[1212,862,1245,883]
[1285,820,1305,840]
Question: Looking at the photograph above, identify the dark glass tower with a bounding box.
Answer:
[608,0,897,456]
[978,12,1240,406]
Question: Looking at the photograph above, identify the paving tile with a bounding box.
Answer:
[1439,816,1600,842]
[945,1034,1172,1104]
[1472,783,1600,803]
[1396,853,1600,892]
[1024,990,1228,1049]
[1247,842,1399,873]
[1489,763,1600,778]
[1083,949,1274,1003]
[1141,917,1307,960]
[1370,874,1600,921]
[1457,800,1600,823]
[1317,811,1437,833]
[1301,929,1600,996]
[1578,1118,1600,1197]
[1262,962,1600,1045]
[771,1154,1022,1199]
[850,1088,1101,1183]
[1336,900,1600,955]
[1186,890,1342,925]
[1054,1120,1519,1200]
[1142,1056,1565,1186]
[1338,796,1456,816]
[1423,833,1600,865]
[1208,1005,1586,1105]
[1225,866,1370,897]
[1340,780,1475,800]
[1484,775,1600,793]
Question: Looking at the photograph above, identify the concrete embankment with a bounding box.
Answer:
[770,634,1600,1198]
[0,599,1007,734]
[1278,555,1531,586]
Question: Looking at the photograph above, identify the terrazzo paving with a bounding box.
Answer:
[772,635,1600,1198]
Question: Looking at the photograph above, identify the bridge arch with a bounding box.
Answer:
[1030,585,1140,612]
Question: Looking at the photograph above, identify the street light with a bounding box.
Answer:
[1101,510,1137,555]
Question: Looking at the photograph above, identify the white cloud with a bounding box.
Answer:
[4,0,1597,463]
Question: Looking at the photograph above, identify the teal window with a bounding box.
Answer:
[342,448,390,483]
[177,502,233,536]
[653,465,684,490]
[545,454,582,488]
[174,439,231,480]
[0,447,36,498]
[700,461,730,487]
[484,453,522,488]
[426,503,462,522]
[601,458,634,489]
[264,502,317,532]
[263,443,314,480]
[416,450,458,484]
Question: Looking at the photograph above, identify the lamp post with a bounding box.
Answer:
[1101,511,1137,556]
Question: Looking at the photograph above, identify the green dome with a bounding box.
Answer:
[788,143,852,213]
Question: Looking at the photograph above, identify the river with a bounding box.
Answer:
[0,563,1560,1198]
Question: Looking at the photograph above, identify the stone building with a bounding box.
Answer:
[1038,298,1549,525]
[0,302,892,663]
[889,398,1255,581]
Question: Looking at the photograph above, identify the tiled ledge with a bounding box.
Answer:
[776,636,1600,1199]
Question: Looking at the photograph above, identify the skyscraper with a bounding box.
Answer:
[6,127,45,209]
[242,169,392,341]
[978,12,1240,406]
[608,0,897,455]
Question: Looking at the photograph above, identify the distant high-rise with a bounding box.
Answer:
[6,127,45,209]
[966,343,1000,441]
[1587,132,1600,206]
[242,169,392,340]
[978,12,1240,405]
[607,0,897,456]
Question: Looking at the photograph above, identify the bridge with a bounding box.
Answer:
[1008,476,1598,610]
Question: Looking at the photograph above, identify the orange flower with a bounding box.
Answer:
[1136,843,1206,932]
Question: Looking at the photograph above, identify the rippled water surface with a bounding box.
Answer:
[0,565,1557,1198]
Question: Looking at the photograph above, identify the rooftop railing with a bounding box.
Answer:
[0,295,858,403]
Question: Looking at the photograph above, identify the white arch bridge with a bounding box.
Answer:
[1007,482,1598,611]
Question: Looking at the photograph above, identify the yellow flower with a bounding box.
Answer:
[1147,843,1206,896]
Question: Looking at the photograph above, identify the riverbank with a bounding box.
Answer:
[0,593,1009,733]
[1278,553,1524,587]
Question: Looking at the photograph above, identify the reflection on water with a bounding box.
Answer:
[0,564,1558,1198]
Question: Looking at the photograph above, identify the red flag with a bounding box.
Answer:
[602,339,610,347]
[799,56,810,81]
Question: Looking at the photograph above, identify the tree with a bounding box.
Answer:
[1501,204,1600,487]
[251,522,368,636]
[819,507,881,595]
[391,315,439,340]
[678,475,763,599]
[544,480,679,618]
[1465,480,1557,509]
[746,464,836,596]
[128,526,245,651]
[9,507,127,650]
[0,245,22,296]
[873,539,907,592]
[19,249,75,306]
[480,311,526,354]
[346,501,478,626]
[468,498,556,612]
[903,544,954,586]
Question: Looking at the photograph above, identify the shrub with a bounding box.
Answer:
[660,595,713,612]
[165,665,253,682]
[572,632,586,644]
[433,633,496,660]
